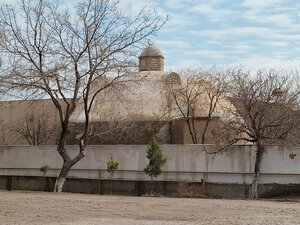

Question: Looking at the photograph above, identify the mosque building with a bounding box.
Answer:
[0,45,235,145]
[68,44,235,144]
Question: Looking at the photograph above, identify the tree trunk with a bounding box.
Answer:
[251,138,264,198]
[191,115,198,144]
[201,118,211,144]
[186,119,197,144]
[53,139,85,192]
[53,161,72,192]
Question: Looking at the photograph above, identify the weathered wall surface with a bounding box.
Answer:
[67,121,169,145]
[0,99,63,145]
[1,145,300,185]
[171,117,221,144]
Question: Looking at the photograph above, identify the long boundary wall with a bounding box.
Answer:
[1,145,300,197]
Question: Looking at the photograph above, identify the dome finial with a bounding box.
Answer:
[147,39,154,46]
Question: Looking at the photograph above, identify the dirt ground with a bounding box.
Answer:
[0,191,300,225]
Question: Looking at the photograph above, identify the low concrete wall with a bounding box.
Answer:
[0,175,203,197]
[1,176,300,198]
[0,145,300,197]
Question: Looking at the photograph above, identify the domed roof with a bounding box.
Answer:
[139,45,164,58]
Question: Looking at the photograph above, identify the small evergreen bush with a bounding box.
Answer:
[144,138,166,196]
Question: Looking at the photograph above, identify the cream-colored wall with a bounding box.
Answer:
[70,71,171,123]
[1,145,300,184]
[70,71,237,126]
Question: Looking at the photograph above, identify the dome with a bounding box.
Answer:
[139,45,164,58]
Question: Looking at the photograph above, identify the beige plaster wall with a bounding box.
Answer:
[0,100,61,145]
[1,145,300,184]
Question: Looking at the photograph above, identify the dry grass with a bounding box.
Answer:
[1,190,300,224]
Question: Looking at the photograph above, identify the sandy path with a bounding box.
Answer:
[0,191,300,225]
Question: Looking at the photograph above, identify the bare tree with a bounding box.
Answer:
[10,108,59,145]
[0,0,166,192]
[166,67,230,144]
[199,67,231,144]
[68,119,164,145]
[166,72,199,144]
[221,69,300,198]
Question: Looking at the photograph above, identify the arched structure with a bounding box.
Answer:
[166,72,181,86]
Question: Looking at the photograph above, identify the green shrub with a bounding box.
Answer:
[40,165,50,176]
[107,154,119,195]
[144,138,166,196]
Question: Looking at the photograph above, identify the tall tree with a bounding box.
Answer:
[221,70,300,198]
[166,71,201,144]
[166,67,230,144]
[199,67,231,144]
[0,0,166,192]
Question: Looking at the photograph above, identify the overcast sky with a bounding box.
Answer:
[119,0,300,72]
[2,0,300,72]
